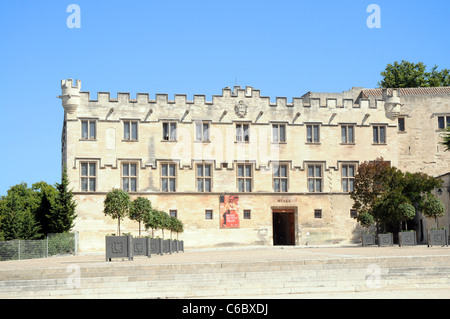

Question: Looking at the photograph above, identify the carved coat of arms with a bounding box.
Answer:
[234,100,248,118]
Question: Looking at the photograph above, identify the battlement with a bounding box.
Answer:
[60,79,450,120]
[72,82,385,109]
[61,79,81,90]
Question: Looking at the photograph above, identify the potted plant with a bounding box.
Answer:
[399,230,416,246]
[422,195,446,247]
[396,203,417,246]
[378,233,393,246]
[129,197,152,237]
[362,234,376,246]
[428,227,448,247]
[129,197,153,257]
[170,216,184,252]
[104,189,133,261]
[105,233,133,261]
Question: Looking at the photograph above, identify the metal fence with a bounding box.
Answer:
[0,232,79,261]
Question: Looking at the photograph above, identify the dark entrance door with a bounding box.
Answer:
[272,210,295,245]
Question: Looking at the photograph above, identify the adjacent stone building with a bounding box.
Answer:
[58,80,450,252]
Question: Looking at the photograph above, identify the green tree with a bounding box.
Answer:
[48,168,77,234]
[103,189,130,236]
[170,216,184,240]
[159,211,171,239]
[379,60,450,88]
[31,181,58,236]
[370,166,416,231]
[143,208,162,238]
[129,197,152,236]
[352,157,444,234]
[350,157,392,232]
[403,172,442,211]
[0,183,42,240]
[421,194,445,229]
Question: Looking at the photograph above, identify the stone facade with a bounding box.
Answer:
[58,80,450,252]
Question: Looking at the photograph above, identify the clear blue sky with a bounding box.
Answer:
[0,0,449,196]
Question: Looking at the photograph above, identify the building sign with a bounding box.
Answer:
[219,195,240,228]
[274,196,298,205]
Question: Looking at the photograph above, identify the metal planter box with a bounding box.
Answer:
[378,233,393,247]
[362,234,376,246]
[428,229,448,247]
[178,240,184,252]
[171,239,179,253]
[399,231,416,247]
[150,238,163,255]
[132,237,150,257]
[106,235,133,261]
[163,239,172,254]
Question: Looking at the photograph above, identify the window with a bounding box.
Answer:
[163,122,177,141]
[373,125,386,144]
[308,164,322,192]
[236,123,250,142]
[80,162,96,192]
[438,116,450,130]
[243,210,251,219]
[161,163,176,192]
[205,210,213,220]
[124,121,138,140]
[169,210,177,218]
[314,209,322,219]
[196,164,212,192]
[273,164,288,192]
[341,125,355,143]
[272,124,286,143]
[195,121,210,142]
[81,120,96,140]
[350,209,357,218]
[342,164,355,192]
[306,124,320,143]
[122,163,137,192]
[397,118,405,132]
[237,164,252,192]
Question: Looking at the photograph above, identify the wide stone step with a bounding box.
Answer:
[2,254,450,298]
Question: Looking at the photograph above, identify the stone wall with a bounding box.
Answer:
[59,80,450,252]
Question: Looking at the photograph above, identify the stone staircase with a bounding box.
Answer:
[1,254,450,298]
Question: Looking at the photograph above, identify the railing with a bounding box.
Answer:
[0,232,79,261]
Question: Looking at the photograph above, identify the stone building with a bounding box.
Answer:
[58,80,450,252]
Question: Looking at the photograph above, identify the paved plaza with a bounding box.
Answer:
[2,244,450,269]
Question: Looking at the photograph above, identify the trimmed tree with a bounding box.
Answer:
[103,189,130,236]
[159,211,171,239]
[422,194,445,229]
[170,217,184,240]
[129,197,152,236]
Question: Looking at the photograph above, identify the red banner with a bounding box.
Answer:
[219,195,240,228]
